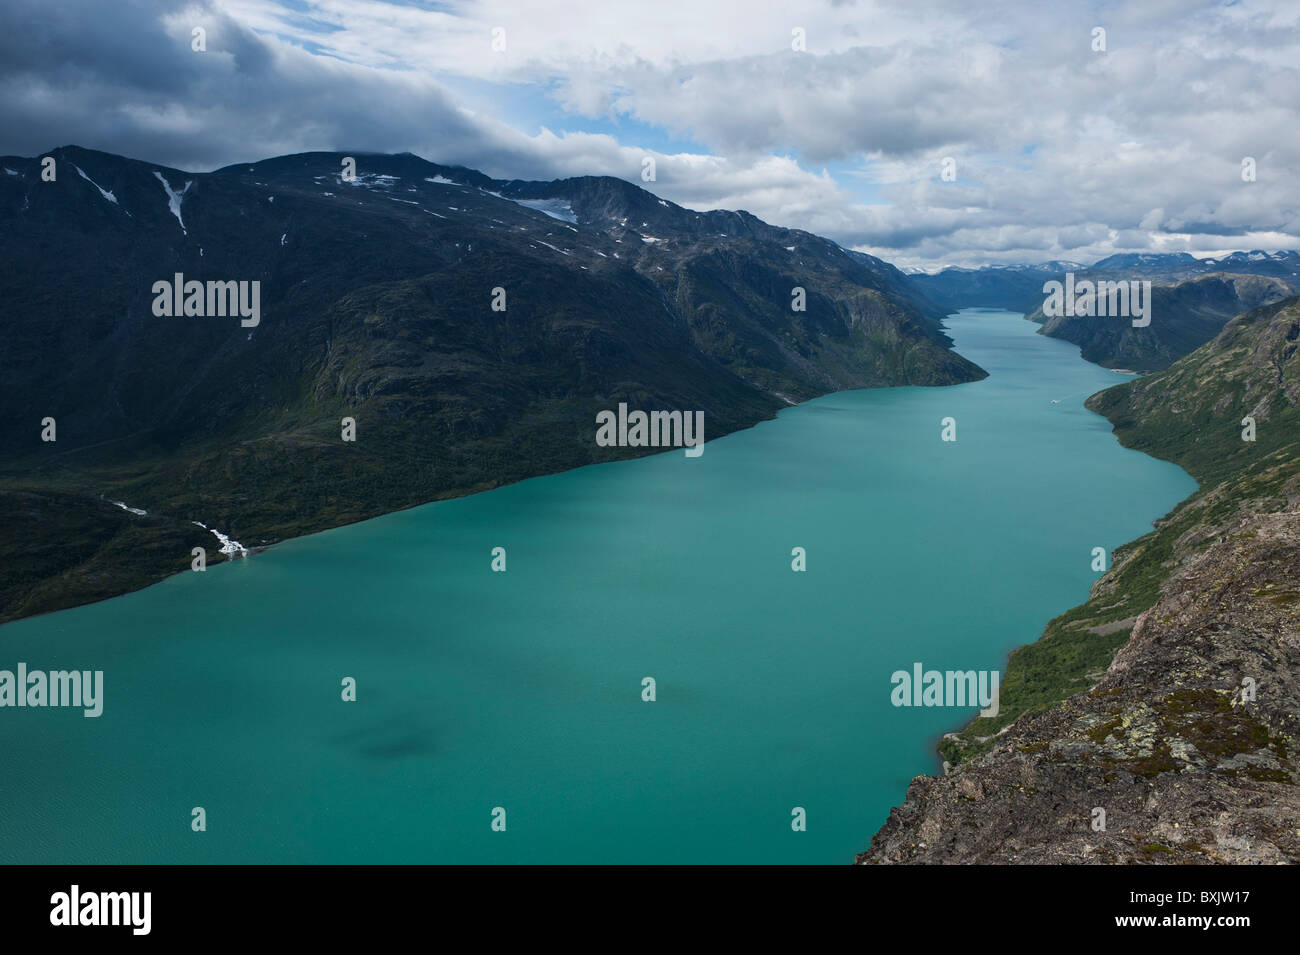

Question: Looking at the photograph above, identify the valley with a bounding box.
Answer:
[2,146,1295,868]
[0,307,1192,864]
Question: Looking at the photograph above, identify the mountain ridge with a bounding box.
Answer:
[909,251,1300,371]
[911,250,1300,312]
[1031,271,1297,371]
[0,144,983,623]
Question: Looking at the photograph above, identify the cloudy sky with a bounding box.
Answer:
[1,0,1297,267]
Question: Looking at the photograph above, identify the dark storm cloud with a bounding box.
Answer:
[0,0,485,170]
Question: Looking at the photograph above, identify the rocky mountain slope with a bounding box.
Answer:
[0,146,984,623]
[860,296,1300,864]
[1030,272,1295,372]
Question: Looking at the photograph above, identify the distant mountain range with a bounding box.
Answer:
[0,145,983,623]
[911,251,1300,311]
[910,251,1300,371]
[907,260,1087,311]
[1090,250,1300,277]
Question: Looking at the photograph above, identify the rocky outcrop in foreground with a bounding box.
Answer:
[863,506,1299,863]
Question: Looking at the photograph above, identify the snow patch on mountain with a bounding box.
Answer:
[75,166,117,204]
[343,173,399,188]
[152,170,191,233]
[192,521,247,557]
[498,196,579,224]
[532,239,570,255]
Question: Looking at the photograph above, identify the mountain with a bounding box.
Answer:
[845,250,953,319]
[860,296,1300,864]
[0,146,984,623]
[907,261,1082,312]
[912,251,1298,372]
[1031,271,1296,371]
[1084,251,1204,275]
[911,251,1300,316]
[1094,249,1300,281]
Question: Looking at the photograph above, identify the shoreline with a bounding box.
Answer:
[1,347,986,629]
[862,295,1300,863]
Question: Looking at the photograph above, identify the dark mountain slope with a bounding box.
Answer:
[1030,272,1295,372]
[0,146,984,623]
[860,297,1300,864]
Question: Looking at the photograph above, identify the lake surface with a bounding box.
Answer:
[0,308,1196,864]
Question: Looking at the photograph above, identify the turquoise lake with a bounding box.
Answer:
[0,308,1197,864]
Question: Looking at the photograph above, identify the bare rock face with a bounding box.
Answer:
[862,507,1300,864]
[861,298,1300,865]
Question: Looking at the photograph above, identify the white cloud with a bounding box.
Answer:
[1,0,1296,266]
